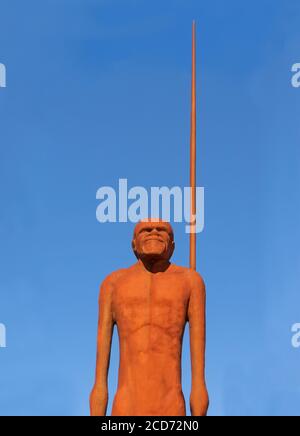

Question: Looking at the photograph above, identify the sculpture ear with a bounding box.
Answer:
[132,238,139,259]
[168,241,175,259]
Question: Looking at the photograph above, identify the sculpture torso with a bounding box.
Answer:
[110,261,192,416]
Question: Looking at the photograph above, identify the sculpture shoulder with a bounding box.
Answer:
[171,264,203,279]
[186,270,206,299]
[100,267,130,289]
[185,268,205,284]
[171,265,205,293]
[98,268,130,305]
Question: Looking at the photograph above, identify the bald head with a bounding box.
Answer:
[132,219,175,261]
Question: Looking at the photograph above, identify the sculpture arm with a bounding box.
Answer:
[90,275,115,416]
[187,271,209,416]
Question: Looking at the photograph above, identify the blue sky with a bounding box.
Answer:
[0,0,300,416]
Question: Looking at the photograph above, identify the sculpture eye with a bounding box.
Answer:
[157,227,168,234]
[140,227,152,234]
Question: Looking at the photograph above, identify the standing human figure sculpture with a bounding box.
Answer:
[90,218,209,416]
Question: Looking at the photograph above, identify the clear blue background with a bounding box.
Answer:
[0,0,300,416]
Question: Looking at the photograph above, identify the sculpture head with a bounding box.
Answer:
[132,218,175,262]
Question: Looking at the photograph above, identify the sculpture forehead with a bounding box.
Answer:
[133,219,174,239]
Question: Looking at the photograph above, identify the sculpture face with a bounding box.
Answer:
[132,220,175,261]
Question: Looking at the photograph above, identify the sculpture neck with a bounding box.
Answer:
[137,258,171,274]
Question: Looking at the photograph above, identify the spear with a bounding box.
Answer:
[189,21,197,270]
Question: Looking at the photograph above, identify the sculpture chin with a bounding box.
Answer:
[140,240,167,258]
[138,249,166,260]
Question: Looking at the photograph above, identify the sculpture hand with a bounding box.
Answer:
[190,385,209,416]
[90,385,108,416]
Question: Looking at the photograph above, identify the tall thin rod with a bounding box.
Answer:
[189,21,197,271]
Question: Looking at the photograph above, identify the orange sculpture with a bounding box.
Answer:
[90,22,208,416]
[90,219,208,416]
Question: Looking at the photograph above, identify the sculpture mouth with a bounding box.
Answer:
[145,238,164,243]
